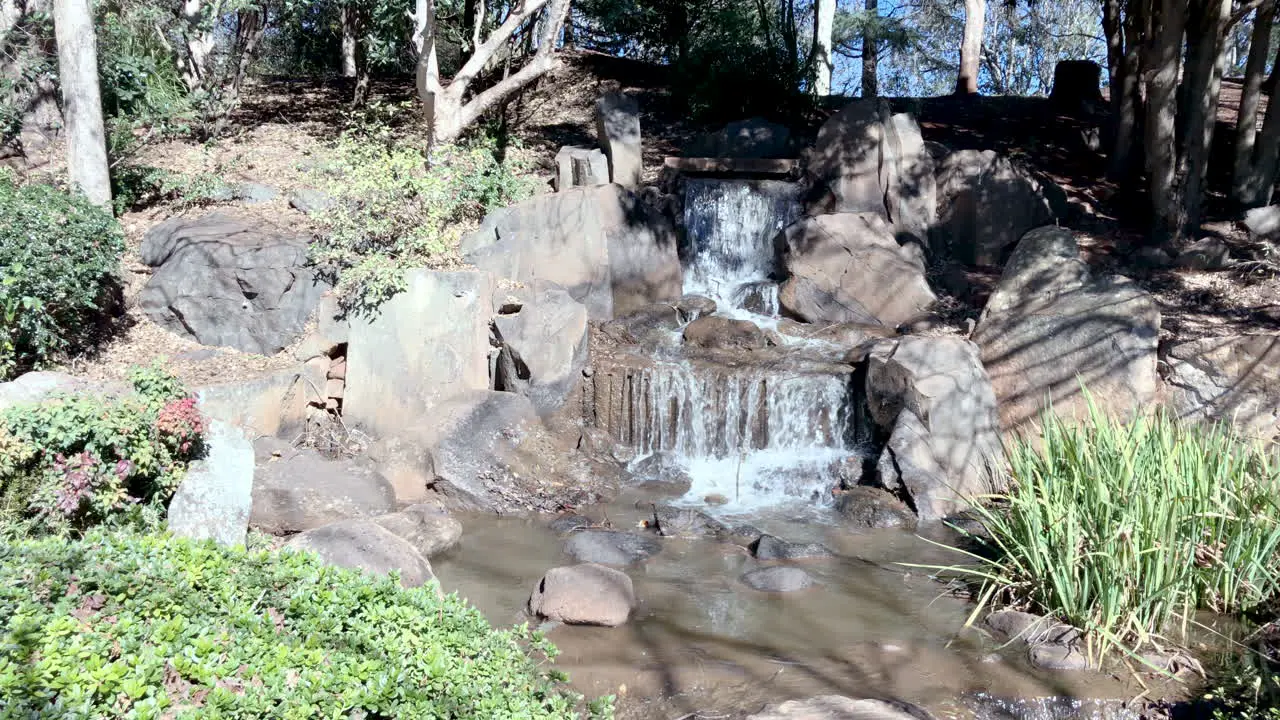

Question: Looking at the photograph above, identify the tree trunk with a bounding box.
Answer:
[1109,0,1145,180]
[955,0,986,95]
[180,0,222,92]
[813,0,835,95]
[52,0,110,208]
[1179,0,1230,234]
[416,0,569,146]
[1144,0,1188,246]
[1240,49,1280,206]
[1232,0,1275,203]
[352,6,370,106]
[341,5,356,77]
[861,0,877,97]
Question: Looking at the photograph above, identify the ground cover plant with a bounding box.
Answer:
[939,396,1280,667]
[0,530,601,719]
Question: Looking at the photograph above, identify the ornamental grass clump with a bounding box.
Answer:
[943,396,1280,666]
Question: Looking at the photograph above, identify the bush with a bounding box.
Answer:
[308,113,540,316]
[940,397,1280,666]
[0,531,600,718]
[0,364,205,533]
[0,174,126,380]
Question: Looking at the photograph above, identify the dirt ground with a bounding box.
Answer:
[12,53,1280,387]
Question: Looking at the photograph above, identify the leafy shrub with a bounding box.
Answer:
[0,531,602,718]
[308,114,540,316]
[112,165,233,214]
[939,398,1280,666]
[0,366,205,532]
[0,174,126,379]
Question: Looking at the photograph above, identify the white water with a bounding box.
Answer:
[682,179,801,321]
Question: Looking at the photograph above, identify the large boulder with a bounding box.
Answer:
[805,100,936,244]
[554,146,609,191]
[373,503,463,558]
[462,185,681,320]
[686,117,795,159]
[401,390,611,513]
[971,226,1161,432]
[836,486,917,530]
[683,316,770,351]
[778,213,937,327]
[196,367,316,440]
[932,150,1060,266]
[249,443,397,534]
[0,372,99,411]
[1244,205,1280,241]
[596,92,642,188]
[866,336,1003,522]
[138,212,329,354]
[286,518,435,588]
[528,563,636,626]
[344,270,494,440]
[493,283,589,417]
[167,420,254,547]
[1165,334,1280,443]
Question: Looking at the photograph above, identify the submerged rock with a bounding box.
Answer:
[564,529,662,566]
[750,534,834,561]
[629,452,693,496]
[651,505,729,538]
[373,503,462,558]
[750,696,931,720]
[529,563,636,626]
[740,566,816,592]
[549,513,594,535]
[683,316,770,351]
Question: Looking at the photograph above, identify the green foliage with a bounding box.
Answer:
[1207,642,1280,720]
[111,164,232,215]
[97,0,198,158]
[935,396,1280,666]
[0,173,125,380]
[0,531,603,718]
[0,367,205,533]
[309,112,540,316]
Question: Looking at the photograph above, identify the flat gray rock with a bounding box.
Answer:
[751,534,833,561]
[286,518,435,589]
[529,563,635,626]
[564,529,662,566]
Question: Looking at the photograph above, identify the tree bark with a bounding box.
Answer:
[52,0,110,208]
[1109,0,1145,180]
[180,0,222,93]
[861,0,877,97]
[1144,0,1188,246]
[341,5,357,77]
[812,0,835,95]
[1232,0,1275,203]
[955,0,986,95]
[1179,0,1230,233]
[416,0,569,145]
[1239,48,1280,206]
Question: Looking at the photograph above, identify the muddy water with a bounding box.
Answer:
[432,496,1181,719]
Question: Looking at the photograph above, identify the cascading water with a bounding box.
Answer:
[598,176,863,514]
[681,178,802,320]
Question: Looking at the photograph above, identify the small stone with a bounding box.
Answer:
[236,182,279,204]
[652,505,728,538]
[1175,237,1231,271]
[837,486,917,530]
[1029,642,1091,671]
[751,534,834,561]
[549,513,593,535]
[289,187,336,214]
[740,566,816,592]
[704,493,729,506]
[675,295,717,323]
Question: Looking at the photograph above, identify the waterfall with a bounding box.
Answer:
[682,179,802,317]
[594,353,862,511]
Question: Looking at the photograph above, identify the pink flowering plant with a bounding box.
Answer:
[0,364,206,532]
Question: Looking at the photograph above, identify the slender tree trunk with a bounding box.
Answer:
[1110,0,1145,180]
[214,6,268,132]
[352,7,370,106]
[861,0,877,97]
[52,0,110,207]
[1241,51,1280,206]
[812,0,835,95]
[1180,0,1230,234]
[180,0,222,92]
[1144,0,1188,246]
[463,0,484,52]
[341,5,357,77]
[955,0,986,95]
[417,0,568,145]
[1232,0,1275,203]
